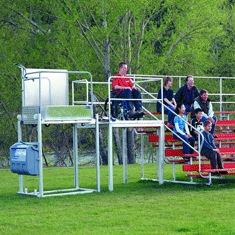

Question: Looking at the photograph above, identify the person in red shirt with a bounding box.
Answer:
[112,62,144,118]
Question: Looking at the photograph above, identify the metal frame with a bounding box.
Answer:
[16,114,100,198]
[106,75,165,190]
[107,120,165,191]
[14,66,235,195]
[14,67,100,197]
[136,75,235,186]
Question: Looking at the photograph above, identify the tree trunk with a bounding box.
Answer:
[99,128,108,165]
[113,127,123,165]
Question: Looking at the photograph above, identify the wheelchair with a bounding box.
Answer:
[104,90,144,120]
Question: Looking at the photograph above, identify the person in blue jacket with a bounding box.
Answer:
[199,120,228,176]
[173,102,195,155]
[157,76,177,125]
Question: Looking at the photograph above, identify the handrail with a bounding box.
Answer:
[107,75,162,122]
[72,79,89,105]
[107,75,206,172]
[153,101,206,178]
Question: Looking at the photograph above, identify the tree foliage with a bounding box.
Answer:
[1,0,235,164]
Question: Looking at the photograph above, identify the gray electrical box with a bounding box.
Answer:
[10,142,39,175]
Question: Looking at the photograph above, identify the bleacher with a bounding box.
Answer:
[140,111,235,182]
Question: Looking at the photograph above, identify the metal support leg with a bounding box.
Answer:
[17,115,23,193]
[19,175,23,194]
[36,114,43,197]
[141,133,144,178]
[190,157,193,183]
[173,162,176,181]
[156,146,159,180]
[108,124,113,191]
[74,124,79,189]
[172,143,175,181]
[95,114,100,192]
[156,128,160,180]
[123,128,127,184]
[158,125,164,184]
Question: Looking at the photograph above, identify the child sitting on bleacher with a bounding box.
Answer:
[199,120,228,176]
[173,102,195,155]
[190,108,204,140]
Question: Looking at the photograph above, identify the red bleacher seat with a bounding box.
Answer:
[183,163,235,174]
[216,120,235,126]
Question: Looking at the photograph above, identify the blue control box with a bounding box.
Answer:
[10,142,39,175]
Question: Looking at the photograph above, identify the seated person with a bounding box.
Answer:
[157,76,177,126]
[174,75,199,113]
[112,62,144,118]
[190,108,204,140]
[192,89,217,135]
[173,102,195,155]
[199,120,228,176]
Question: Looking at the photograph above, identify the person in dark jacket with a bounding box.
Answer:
[190,108,204,140]
[199,120,228,176]
[174,75,199,113]
[192,89,217,135]
[157,76,177,125]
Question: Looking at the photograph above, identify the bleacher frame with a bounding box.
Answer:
[12,69,235,194]
[145,111,235,185]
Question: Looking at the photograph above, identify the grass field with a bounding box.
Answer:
[1,163,235,235]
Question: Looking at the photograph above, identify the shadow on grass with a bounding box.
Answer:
[135,177,235,191]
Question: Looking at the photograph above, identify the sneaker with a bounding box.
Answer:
[127,109,136,119]
[220,171,228,175]
[136,109,145,117]
[212,172,220,176]
[127,112,135,119]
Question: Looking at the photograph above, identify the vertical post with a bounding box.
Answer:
[198,133,201,174]
[39,72,41,114]
[190,157,193,183]
[172,143,175,181]
[72,81,75,105]
[141,133,144,178]
[73,124,79,189]
[95,114,100,192]
[86,80,89,105]
[123,128,127,184]
[156,147,159,180]
[37,114,43,197]
[108,124,113,191]
[161,78,164,123]
[17,115,23,193]
[158,124,164,184]
[172,162,176,181]
[89,73,94,107]
[220,78,222,120]
[156,128,159,180]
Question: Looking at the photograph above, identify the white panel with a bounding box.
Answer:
[23,69,68,118]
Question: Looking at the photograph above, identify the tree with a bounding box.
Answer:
[1,0,234,166]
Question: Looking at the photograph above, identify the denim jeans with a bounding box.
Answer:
[201,148,223,169]
[159,106,175,124]
[117,89,142,111]
[173,133,195,154]
[184,104,192,113]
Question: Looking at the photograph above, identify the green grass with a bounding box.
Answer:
[1,163,235,235]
